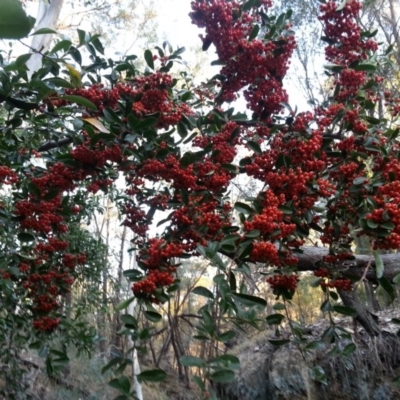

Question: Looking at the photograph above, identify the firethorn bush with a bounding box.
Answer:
[1,0,400,398]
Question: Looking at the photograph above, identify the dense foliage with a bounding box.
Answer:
[1,0,400,398]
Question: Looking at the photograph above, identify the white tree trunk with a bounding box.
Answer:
[26,0,64,77]
[128,300,143,400]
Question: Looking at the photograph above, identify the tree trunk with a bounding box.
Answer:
[337,289,381,336]
[27,0,64,77]
[127,300,143,400]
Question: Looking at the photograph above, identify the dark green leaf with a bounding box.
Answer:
[120,314,138,328]
[0,0,32,39]
[144,310,162,323]
[342,343,356,356]
[192,286,214,299]
[180,355,206,367]
[378,276,396,303]
[305,341,325,351]
[393,273,400,285]
[62,95,97,110]
[136,117,158,130]
[266,313,285,325]
[137,369,166,383]
[144,50,154,70]
[248,25,260,41]
[234,202,254,215]
[353,63,376,72]
[333,305,357,317]
[247,140,262,154]
[115,297,135,311]
[209,369,235,383]
[18,232,35,242]
[217,330,236,342]
[101,357,125,374]
[31,28,57,36]
[232,293,267,308]
[177,121,188,138]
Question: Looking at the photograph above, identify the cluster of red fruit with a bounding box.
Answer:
[132,269,175,300]
[0,166,18,184]
[314,269,353,291]
[267,274,299,291]
[321,279,353,291]
[171,197,231,251]
[32,316,60,332]
[190,0,295,119]
[319,0,378,65]
[65,84,120,112]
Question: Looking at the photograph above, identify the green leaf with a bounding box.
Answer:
[136,117,158,130]
[0,0,32,39]
[378,276,396,303]
[353,63,376,72]
[353,176,367,185]
[209,369,235,383]
[248,24,260,41]
[144,310,162,323]
[62,95,97,110]
[180,355,206,367]
[144,49,154,70]
[101,357,125,374]
[234,202,254,215]
[120,314,138,328]
[247,140,262,154]
[18,232,35,242]
[393,273,400,285]
[373,250,384,279]
[266,313,285,325]
[309,365,327,385]
[232,293,267,308]
[192,375,205,391]
[177,121,188,138]
[103,107,122,125]
[192,286,214,299]
[44,77,74,89]
[217,330,236,342]
[321,300,332,312]
[242,0,256,12]
[342,343,357,356]
[367,220,379,229]
[115,297,135,311]
[305,341,326,351]
[211,354,240,370]
[109,376,130,394]
[31,28,57,36]
[273,302,285,310]
[137,369,166,383]
[333,305,357,317]
[123,269,142,280]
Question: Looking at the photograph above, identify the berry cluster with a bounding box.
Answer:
[190,0,295,118]
[65,84,120,112]
[267,274,299,291]
[321,278,352,291]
